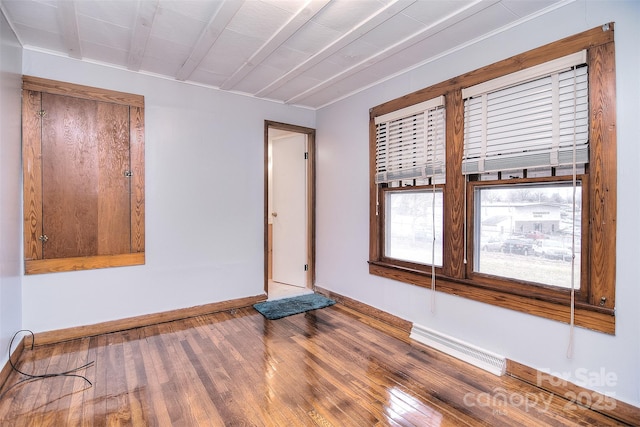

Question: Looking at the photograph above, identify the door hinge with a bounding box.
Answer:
[124,170,133,177]
[304,152,308,160]
[304,264,309,271]
[38,110,46,118]
[39,234,49,243]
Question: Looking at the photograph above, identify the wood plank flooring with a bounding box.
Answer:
[0,303,628,426]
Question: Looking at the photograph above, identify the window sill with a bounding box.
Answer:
[368,261,615,334]
[25,253,145,275]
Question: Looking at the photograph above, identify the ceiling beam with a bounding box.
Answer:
[176,0,245,82]
[127,0,159,72]
[220,0,331,91]
[56,0,82,59]
[285,0,500,105]
[254,0,417,98]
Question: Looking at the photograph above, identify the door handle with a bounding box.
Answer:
[271,212,278,217]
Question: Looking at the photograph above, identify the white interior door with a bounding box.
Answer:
[271,133,307,288]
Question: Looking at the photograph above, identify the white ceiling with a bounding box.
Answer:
[1,0,564,109]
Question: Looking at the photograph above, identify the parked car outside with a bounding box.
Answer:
[501,237,534,256]
[481,237,503,252]
[533,240,572,261]
[525,231,545,240]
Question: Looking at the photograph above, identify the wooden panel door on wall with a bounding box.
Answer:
[22,75,145,274]
[41,93,131,259]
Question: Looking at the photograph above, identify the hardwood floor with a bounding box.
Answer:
[0,303,627,426]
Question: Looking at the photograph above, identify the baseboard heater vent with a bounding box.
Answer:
[410,324,506,376]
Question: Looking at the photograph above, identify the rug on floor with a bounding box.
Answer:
[253,293,336,320]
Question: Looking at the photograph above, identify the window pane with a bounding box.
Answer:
[385,190,443,266]
[475,183,581,289]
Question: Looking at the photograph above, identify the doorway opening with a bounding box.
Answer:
[265,121,315,300]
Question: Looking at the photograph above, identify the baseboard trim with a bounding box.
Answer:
[33,294,267,347]
[0,336,25,393]
[314,286,412,335]
[507,359,640,426]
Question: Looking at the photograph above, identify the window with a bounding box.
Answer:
[462,51,588,293]
[473,181,582,290]
[385,189,443,267]
[374,96,446,272]
[369,24,616,334]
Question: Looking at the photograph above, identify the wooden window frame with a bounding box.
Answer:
[369,24,616,334]
[22,76,145,274]
[465,175,590,301]
[378,185,445,275]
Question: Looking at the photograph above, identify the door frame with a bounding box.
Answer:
[264,120,316,294]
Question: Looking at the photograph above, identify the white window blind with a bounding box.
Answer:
[375,96,446,184]
[462,51,589,174]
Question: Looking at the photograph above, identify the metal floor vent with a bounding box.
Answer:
[410,324,506,376]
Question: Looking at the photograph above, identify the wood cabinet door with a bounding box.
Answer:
[22,75,145,274]
[40,93,131,259]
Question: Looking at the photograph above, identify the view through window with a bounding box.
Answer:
[474,183,581,289]
[385,189,443,266]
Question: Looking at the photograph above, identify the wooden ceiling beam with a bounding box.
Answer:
[175,0,245,82]
[255,0,417,99]
[220,0,331,91]
[285,0,499,105]
[56,0,82,59]
[127,0,159,72]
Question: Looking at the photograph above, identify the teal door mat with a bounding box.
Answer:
[253,293,336,320]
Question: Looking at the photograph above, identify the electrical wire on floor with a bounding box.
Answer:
[0,330,95,400]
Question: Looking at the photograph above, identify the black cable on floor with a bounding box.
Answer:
[0,329,95,400]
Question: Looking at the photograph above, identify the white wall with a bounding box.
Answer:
[316,0,640,407]
[20,51,315,333]
[0,11,23,369]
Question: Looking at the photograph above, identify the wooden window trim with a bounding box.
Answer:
[369,24,616,334]
[22,76,145,274]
